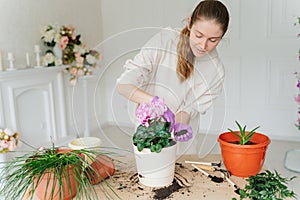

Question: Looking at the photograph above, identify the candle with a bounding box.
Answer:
[7,52,14,60]
[35,52,41,67]
[7,52,14,70]
[25,52,30,67]
[34,45,40,53]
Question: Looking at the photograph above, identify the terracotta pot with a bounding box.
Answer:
[86,155,115,185]
[34,149,81,200]
[67,137,115,184]
[218,131,270,177]
[35,166,80,200]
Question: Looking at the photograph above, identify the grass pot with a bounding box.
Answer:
[35,166,80,200]
[86,154,115,185]
[34,149,81,200]
[68,137,115,184]
[133,140,177,187]
[68,137,102,164]
[218,132,270,177]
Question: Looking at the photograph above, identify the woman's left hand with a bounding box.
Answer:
[174,123,193,142]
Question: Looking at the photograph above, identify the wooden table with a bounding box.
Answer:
[90,154,246,200]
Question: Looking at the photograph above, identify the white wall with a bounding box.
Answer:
[96,0,201,126]
[97,0,300,141]
[0,0,102,68]
[0,0,103,139]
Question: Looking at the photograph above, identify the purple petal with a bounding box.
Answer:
[151,96,159,103]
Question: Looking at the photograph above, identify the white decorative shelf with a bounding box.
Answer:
[0,66,68,146]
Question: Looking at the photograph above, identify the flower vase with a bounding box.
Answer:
[53,43,63,60]
[133,140,177,187]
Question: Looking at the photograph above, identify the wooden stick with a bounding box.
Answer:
[185,160,221,167]
[192,164,210,176]
[193,164,215,172]
[222,172,240,194]
[192,164,224,183]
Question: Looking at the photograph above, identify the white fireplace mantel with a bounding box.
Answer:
[0,66,68,146]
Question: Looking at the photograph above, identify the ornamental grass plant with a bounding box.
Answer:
[0,143,120,200]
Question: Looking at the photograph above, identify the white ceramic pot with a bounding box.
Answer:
[68,137,102,164]
[133,141,177,187]
[68,137,102,150]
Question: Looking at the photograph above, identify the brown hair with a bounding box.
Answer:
[176,0,229,82]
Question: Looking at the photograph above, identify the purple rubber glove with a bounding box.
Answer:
[152,96,175,132]
[174,123,193,142]
[163,107,175,132]
[151,96,160,103]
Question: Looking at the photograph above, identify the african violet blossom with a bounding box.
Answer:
[135,97,192,143]
[135,99,167,127]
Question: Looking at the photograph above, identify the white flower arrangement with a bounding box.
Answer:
[40,24,101,85]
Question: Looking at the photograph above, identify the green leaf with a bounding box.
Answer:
[137,143,144,151]
[150,145,156,152]
[157,130,171,138]
[235,121,243,133]
[228,128,242,141]
[237,170,297,200]
[228,121,260,145]
[155,144,162,153]
[244,126,260,144]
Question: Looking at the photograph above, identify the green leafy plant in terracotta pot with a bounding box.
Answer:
[218,121,270,177]
[233,170,297,200]
[0,143,117,200]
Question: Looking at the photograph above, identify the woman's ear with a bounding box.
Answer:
[187,16,191,30]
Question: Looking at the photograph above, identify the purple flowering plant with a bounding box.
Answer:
[133,97,192,153]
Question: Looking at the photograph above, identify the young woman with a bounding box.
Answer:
[117,0,230,150]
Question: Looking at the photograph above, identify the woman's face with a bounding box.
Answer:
[189,19,224,57]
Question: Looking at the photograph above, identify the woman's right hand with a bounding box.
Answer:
[117,84,153,104]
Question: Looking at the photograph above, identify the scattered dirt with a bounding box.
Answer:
[102,162,192,199]
[91,156,244,199]
[153,179,182,200]
[230,141,256,145]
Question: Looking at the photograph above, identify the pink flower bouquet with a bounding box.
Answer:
[0,128,19,153]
